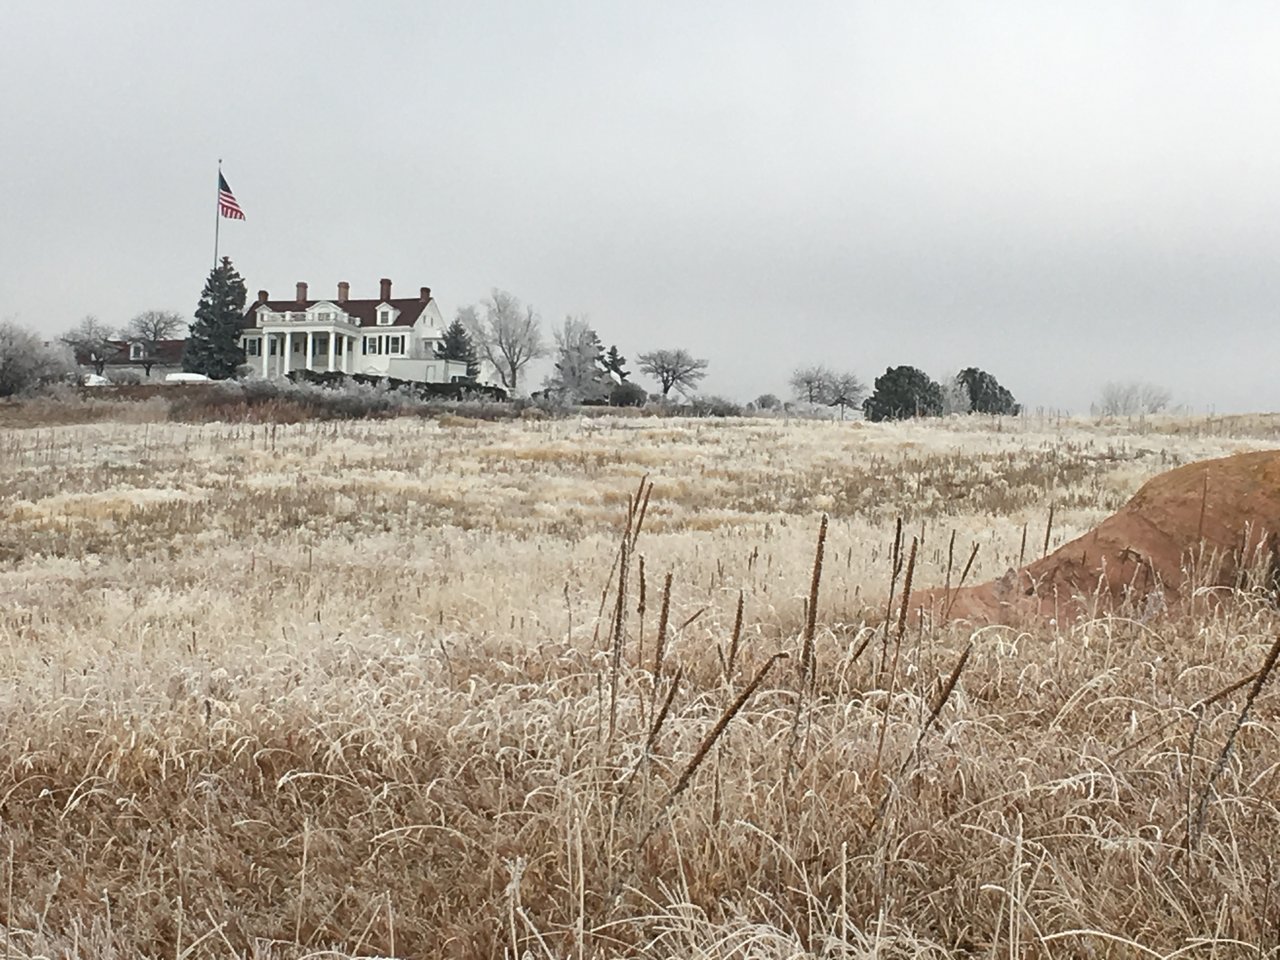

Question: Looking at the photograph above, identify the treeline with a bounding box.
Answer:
[6,257,1180,417]
[0,312,188,397]
[787,364,1020,420]
[445,294,710,405]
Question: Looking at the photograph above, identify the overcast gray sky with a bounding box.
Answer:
[3,1,1278,412]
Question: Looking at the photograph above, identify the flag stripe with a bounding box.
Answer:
[218,172,246,220]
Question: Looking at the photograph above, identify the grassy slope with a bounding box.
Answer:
[1,412,1278,958]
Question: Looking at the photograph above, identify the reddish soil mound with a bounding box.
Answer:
[922,450,1280,623]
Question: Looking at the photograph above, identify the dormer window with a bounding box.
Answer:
[378,309,392,325]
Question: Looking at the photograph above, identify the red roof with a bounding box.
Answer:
[148,339,186,364]
[242,296,436,330]
[75,339,185,366]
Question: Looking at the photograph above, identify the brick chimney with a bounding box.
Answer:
[337,281,349,303]
[296,281,308,303]
[420,286,431,302]
[379,278,392,301]
[257,289,269,304]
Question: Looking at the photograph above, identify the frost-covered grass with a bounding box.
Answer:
[1,413,1279,957]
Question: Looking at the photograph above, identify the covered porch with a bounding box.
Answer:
[251,328,360,378]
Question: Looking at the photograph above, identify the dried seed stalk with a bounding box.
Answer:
[1190,632,1280,846]
[873,536,918,784]
[607,536,630,741]
[725,590,745,683]
[899,641,973,778]
[942,542,981,620]
[785,515,828,782]
[640,652,788,852]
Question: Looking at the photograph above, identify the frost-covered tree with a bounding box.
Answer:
[637,348,708,398]
[825,372,866,419]
[754,393,782,411]
[1097,381,1171,416]
[61,315,118,375]
[1,320,76,395]
[940,377,971,415]
[463,289,546,392]
[789,365,832,405]
[545,316,611,402]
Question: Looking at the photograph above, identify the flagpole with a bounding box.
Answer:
[213,158,222,268]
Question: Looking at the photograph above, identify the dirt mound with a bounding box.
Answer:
[924,450,1280,623]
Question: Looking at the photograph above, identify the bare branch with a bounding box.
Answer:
[126,310,186,346]
[637,349,708,398]
[463,290,547,392]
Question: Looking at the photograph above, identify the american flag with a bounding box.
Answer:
[218,172,245,220]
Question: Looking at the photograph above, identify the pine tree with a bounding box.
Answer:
[183,257,247,379]
[547,318,611,402]
[435,318,481,378]
[955,367,1020,415]
[862,366,944,421]
[601,344,630,381]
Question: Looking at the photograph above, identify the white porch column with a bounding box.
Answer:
[261,335,269,377]
[327,332,336,372]
[283,331,292,375]
[306,331,315,371]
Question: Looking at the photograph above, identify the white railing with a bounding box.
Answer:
[256,311,360,327]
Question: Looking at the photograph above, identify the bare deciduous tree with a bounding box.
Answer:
[61,315,118,375]
[125,310,186,376]
[789,365,833,405]
[463,290,546,392]
[826,372,866,419]
[0,320,76,396]
[637,348,708,398]
[1097,381,1173,417]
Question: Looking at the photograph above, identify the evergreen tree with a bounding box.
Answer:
[547,317,611,402]
[601,344,630,381]
[183,257,247,379]
[955,367,1020,415]
[436,317,481,378]
[862,366,944,421]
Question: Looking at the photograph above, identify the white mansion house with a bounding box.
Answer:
[240,278,470,384]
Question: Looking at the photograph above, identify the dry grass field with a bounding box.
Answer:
[2,407,1280,958]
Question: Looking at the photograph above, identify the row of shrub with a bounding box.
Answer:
[4,370,771,427]
[285,369,508,402]
[160,376,507,423]
[167,379,753,423]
